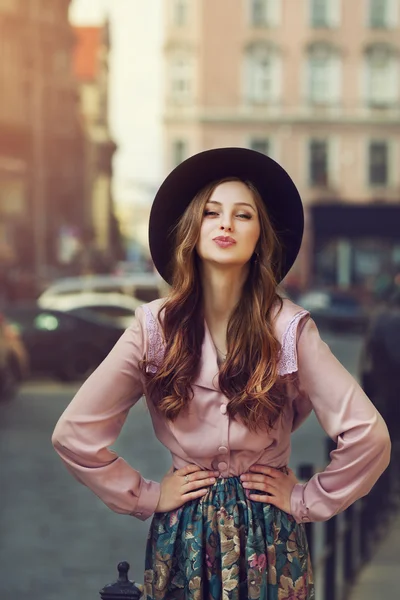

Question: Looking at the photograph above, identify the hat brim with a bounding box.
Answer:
[149,147,304,285]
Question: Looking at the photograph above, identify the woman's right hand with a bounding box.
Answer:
[155,464,219,513]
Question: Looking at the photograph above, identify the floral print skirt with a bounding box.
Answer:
[143,474,314,600]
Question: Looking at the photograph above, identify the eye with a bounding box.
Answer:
[204,210,219,217]
[236,213,252,220]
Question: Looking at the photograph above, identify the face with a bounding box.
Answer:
[196,181,261,268]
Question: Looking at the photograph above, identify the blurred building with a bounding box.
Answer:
[163,0,400,296]
[72,21,121,271]
[0,0,87,293]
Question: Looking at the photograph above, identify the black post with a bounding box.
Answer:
[324,436,337,600]
[343,503,355,584]
[99,562,142,600]
[324,515,337,600]
[297,463,315,561]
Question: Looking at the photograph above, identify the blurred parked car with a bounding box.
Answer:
[0,312,29,399]
[297,289,368,333]
[38,273,167,304]
[4,305,126,382]
[113,260,153,276]
[38,292,141,329]
[359,289,400,440]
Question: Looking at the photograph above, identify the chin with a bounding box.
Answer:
[211,257,249,268]
[199,248,251,267]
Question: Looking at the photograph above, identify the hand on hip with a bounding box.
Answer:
[240,465,299,515]
[155,464,219,513]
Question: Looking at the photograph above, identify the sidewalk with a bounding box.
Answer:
[347,510,400,599]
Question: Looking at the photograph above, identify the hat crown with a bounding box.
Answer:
[149,147,304,285]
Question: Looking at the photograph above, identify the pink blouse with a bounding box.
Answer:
[52,298,391,524]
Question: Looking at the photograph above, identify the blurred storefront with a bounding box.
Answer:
[312,203,400,300]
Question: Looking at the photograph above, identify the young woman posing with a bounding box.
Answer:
[53,148,391,600]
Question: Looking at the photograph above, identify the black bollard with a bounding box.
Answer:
[297,463,315,561]
[99,562,143,600]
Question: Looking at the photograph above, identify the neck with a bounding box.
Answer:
[200,263,248,326]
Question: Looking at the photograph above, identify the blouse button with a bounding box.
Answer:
[218,461,228,471]
[218,445,228,454]
[220,404,227,414]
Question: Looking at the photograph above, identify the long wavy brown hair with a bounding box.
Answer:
[141,177,289,432]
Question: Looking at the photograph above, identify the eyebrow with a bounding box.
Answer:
[207,200,256,212]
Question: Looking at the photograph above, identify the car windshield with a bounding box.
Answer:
[68,308,124,328]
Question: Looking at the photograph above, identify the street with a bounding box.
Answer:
[0,330,362,600]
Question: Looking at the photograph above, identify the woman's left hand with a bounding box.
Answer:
[240,465,299,514]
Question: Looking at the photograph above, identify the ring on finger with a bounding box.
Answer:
[184,474,190,484]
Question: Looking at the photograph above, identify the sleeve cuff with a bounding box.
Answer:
[130,478,161,521]
[290,482,311,524]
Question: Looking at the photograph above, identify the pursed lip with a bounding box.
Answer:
[213,236,236,243]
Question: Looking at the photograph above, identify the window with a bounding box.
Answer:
[369,141,389,186]
[170,54,192,102]
[250,55,273,102]
[369,0,390,28]
[172,140,187,167]
[365,46,398,106]
[309,54,330,102]
[250,138,270,155]
[307,44,341,104]
[311,0,329,26]
[245,45,281,103]
[309,0,340,27]
[309,139,329,186]
[172,0,189,27]
[250,0,280,27]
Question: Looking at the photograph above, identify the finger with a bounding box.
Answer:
[184,476,216,491]
[241,474,274,484]
[242,480,271,493]
[183,488,209,501]
[175,464,203,477]
[189,470,220,482]
[248,493,278,505]
[249,465,281,478]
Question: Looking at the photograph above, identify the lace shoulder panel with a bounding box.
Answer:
[278,310,310,376]
[142,305,166,373]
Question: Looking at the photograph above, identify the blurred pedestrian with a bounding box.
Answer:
[52,148,391,600]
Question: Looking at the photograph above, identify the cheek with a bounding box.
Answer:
[246,223,261,250]
[196,222,209,254]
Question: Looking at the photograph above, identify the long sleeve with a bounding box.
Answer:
[51,306,161,521]
[290,318,391,523]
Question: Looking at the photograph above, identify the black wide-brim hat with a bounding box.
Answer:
[149,147,304,284]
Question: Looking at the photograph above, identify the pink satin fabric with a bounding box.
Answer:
[52,298,391,523]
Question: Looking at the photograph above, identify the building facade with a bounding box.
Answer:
[163,0,400,296]
[73,22,121,272]
[0,0,86,295]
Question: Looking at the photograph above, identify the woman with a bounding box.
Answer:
[52,148,391,600]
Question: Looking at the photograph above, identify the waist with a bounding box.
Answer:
[173,464,289,477]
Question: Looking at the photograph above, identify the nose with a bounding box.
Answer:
[219,215,233,231]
